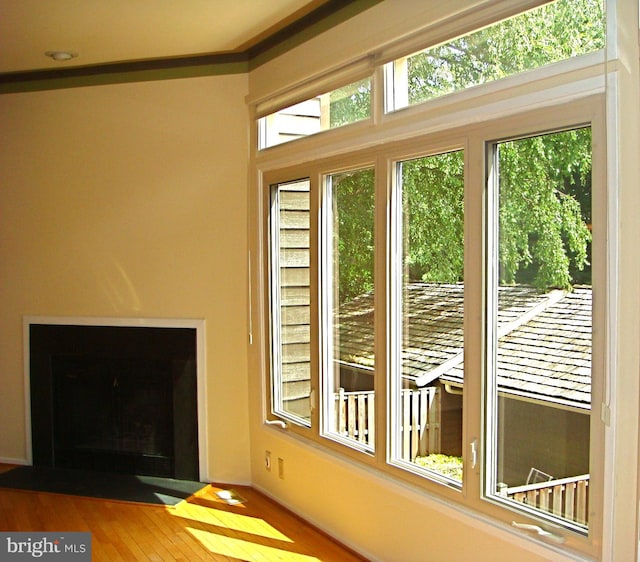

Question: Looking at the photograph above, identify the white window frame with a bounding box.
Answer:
[477,106,606,546]
[256,6,611,558]
[386,144,467,489]
[319,164,378,454]
[268,178,314,428]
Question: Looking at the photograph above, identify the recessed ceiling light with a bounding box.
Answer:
[45,51,78,62]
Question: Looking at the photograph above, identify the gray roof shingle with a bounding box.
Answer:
[337,283,591,410]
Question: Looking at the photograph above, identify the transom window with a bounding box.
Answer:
[385,0,604,112]
[258,78,371,150]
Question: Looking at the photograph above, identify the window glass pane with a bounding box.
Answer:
[323,168,375,449]
[259,78,371,149]
[488,128,592,530]
[392,150,464,484]
[270,179,312,425]
[386,0,604,111]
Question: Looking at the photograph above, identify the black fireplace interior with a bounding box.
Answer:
[29,324,199,481]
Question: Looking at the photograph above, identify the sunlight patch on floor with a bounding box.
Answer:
[171,500,293,543]
[186,526,322,562]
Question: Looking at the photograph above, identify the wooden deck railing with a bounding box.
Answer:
[334,387,440,459]
[334,388,588,525]
[334,388,375,446]
[502,474,590,526]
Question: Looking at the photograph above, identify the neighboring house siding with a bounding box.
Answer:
[262,97,326,148]
[278,181,311,417]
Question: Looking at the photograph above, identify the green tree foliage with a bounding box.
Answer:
[329,78,371,128]
[402,151,464,284]
[408,0,604,104]
[498,129,592,290]
[331,0,602,301]
[332,169,375,302]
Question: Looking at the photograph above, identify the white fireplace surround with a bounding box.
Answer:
[22,315,208,481]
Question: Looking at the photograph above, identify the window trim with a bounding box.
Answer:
[255,4,610,556]
[260,95,606,557]
[255,50,605,178]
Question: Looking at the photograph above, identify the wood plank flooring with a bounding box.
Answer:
[0,465,365,561]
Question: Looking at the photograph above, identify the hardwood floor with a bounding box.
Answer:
[0,465,365,561]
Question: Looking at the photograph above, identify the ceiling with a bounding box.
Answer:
[0,0,352,76]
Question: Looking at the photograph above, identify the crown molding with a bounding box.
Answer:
[0,0,381,94]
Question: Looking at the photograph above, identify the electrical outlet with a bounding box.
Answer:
[278,457,284,479]
[265,450,271,471]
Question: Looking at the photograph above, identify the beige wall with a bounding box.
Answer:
[0,74,251,483]
[0,0,638,560]
[250,433,556,562]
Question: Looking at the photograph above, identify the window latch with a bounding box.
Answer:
[470,439,478,469]
[511,522,565,544]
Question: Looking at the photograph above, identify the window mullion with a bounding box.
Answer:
[482,139,501,503]
[461,134,485,504]
[309,172,322,435]
[375,155,390,464]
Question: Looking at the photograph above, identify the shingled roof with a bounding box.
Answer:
[337,283,591,411]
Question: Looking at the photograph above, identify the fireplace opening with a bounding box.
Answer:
[52,356,176,477]
[29,323,199,481]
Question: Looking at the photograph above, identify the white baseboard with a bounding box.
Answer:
[0,457,30,466]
